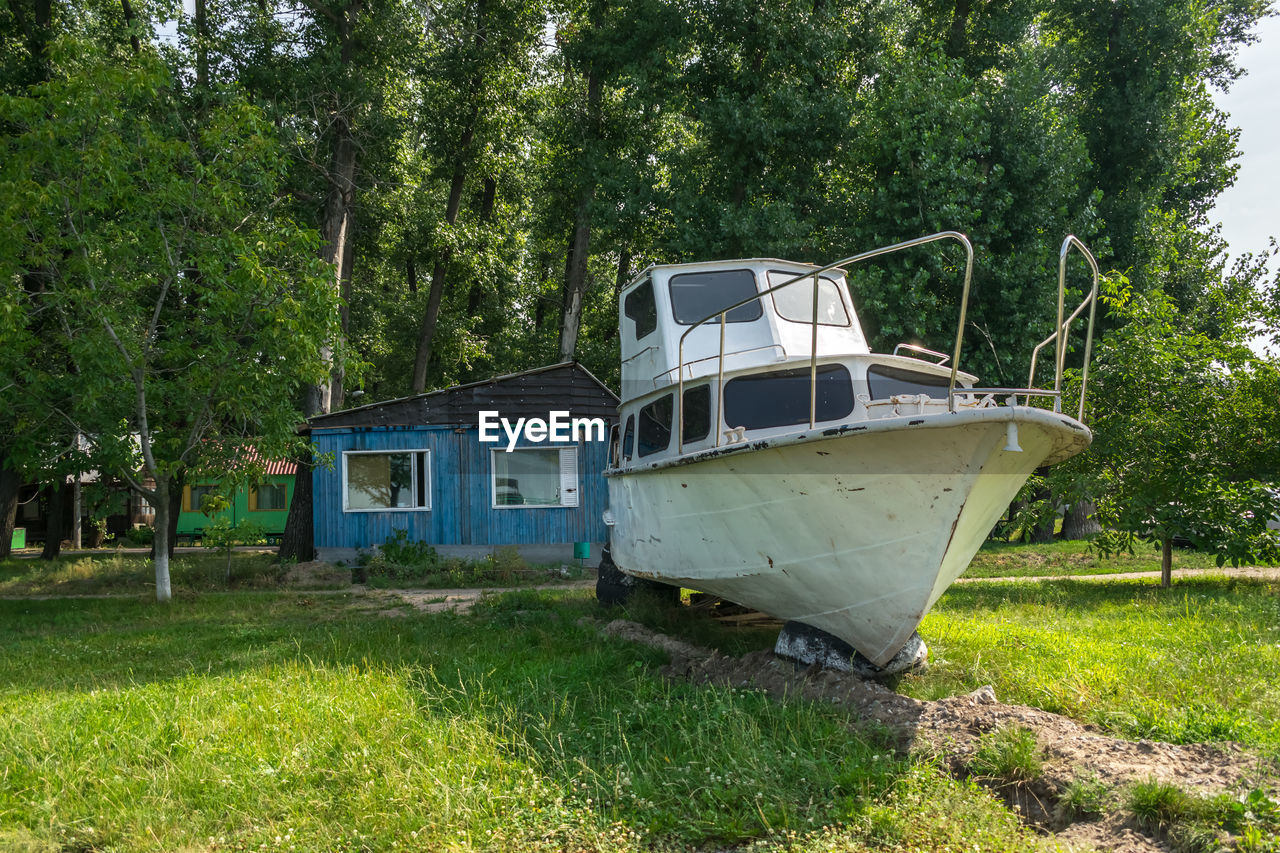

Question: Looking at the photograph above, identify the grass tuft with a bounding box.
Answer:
[1057,773,1111,821]
[968,724,1042,784]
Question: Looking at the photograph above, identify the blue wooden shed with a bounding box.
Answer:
[307,363,618,564]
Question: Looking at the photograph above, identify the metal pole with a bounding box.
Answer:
[716,311,726,447]
[809,272,819,428]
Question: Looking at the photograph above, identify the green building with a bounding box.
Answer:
[175,458,295,544]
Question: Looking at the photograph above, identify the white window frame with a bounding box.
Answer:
[490,447,579,510]
[342,449,432,513]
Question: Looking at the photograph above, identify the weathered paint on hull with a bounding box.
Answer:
[607,407,1090,666]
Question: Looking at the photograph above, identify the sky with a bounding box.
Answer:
[1211,13,1280,266]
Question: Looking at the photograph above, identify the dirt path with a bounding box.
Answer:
[959,565,1280,584]
[363,580,596,615]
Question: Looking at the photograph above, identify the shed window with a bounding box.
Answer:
[250,483,288,511]
[492,448,578,508]
[681,384,712,444]
[638,395,673,457]
[767,270,851,326]
[184,484,221,514]
[865,365,952,399]
[624,278,657,339]
[343,450,431,512]
[724,365,854,429]
[669,269,762,325]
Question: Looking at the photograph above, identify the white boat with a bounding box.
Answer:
[600,232,1099,673]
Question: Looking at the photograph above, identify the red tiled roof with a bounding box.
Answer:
[240,448,296,476]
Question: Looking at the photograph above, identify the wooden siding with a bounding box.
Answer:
[312,425,612,551]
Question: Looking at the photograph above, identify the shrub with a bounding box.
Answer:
[120,526,154,547]
[357,531,574,588]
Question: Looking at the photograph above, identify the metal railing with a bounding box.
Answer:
[892,343,951,364]
[943,235,1098,419]
[671,232,1098,454]
[1027,235,1099,420]
[676,232,975,452]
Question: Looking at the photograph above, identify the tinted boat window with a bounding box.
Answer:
[767,271,851,326]
[681,384,711,444]
[622,415,635,460]
[638,395,673,457]
[724,365,853,429]
[866,365,952,399]
[669,269,762,325]
[624,279,657,339]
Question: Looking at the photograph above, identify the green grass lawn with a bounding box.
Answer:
[902,577,1280,754]
[0,551,285,596]
[0,588,1044,852]
[0,550,590,597]
[3,549,1278,850]
[964,538,1224,578]
[624,574,1280,757]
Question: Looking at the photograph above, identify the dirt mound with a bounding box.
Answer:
[600,619,1277,852]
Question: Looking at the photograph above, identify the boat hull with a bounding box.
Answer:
[606,406,1090,667]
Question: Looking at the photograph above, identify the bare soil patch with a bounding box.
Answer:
[378,580,595,615]
[600,619,1278,853]
[281,560,352,589]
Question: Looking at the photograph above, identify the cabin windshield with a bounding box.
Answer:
[669,269,762,324]
[766,270,850,327]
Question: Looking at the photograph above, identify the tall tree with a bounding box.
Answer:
[0,49,341,598]
[1087,277,1280,585]
[409,0,546,391]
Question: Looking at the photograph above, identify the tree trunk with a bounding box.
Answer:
[1160,536,1172,588]
[466,176,498,315]
[40,479,67,560]
[0,456,19,560]
[412,255,450,393]
[277,451,315,563]
[1029,482,1056,544]
[150,470,182,561]
[194,0,208,88]
[558,188,594,361]
[411,104,480,393]
[71,477,82,549]
[286,1,360,561]
[153,477,172,601]
[946,0,971,60]
[119,0,142,55]
[557,68,602,363]
[309,109,358,417]
[331,229,357,410]
[306,0,362,416]
[1059,499,1101,540]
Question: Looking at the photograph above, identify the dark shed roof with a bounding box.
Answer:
[307,362,619,430]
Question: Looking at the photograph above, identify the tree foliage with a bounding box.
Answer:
[1,0,1275,571]
[1083,277,1280,583]
[0,44,341,596]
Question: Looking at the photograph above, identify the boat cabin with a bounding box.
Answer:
[614,259,975,467]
